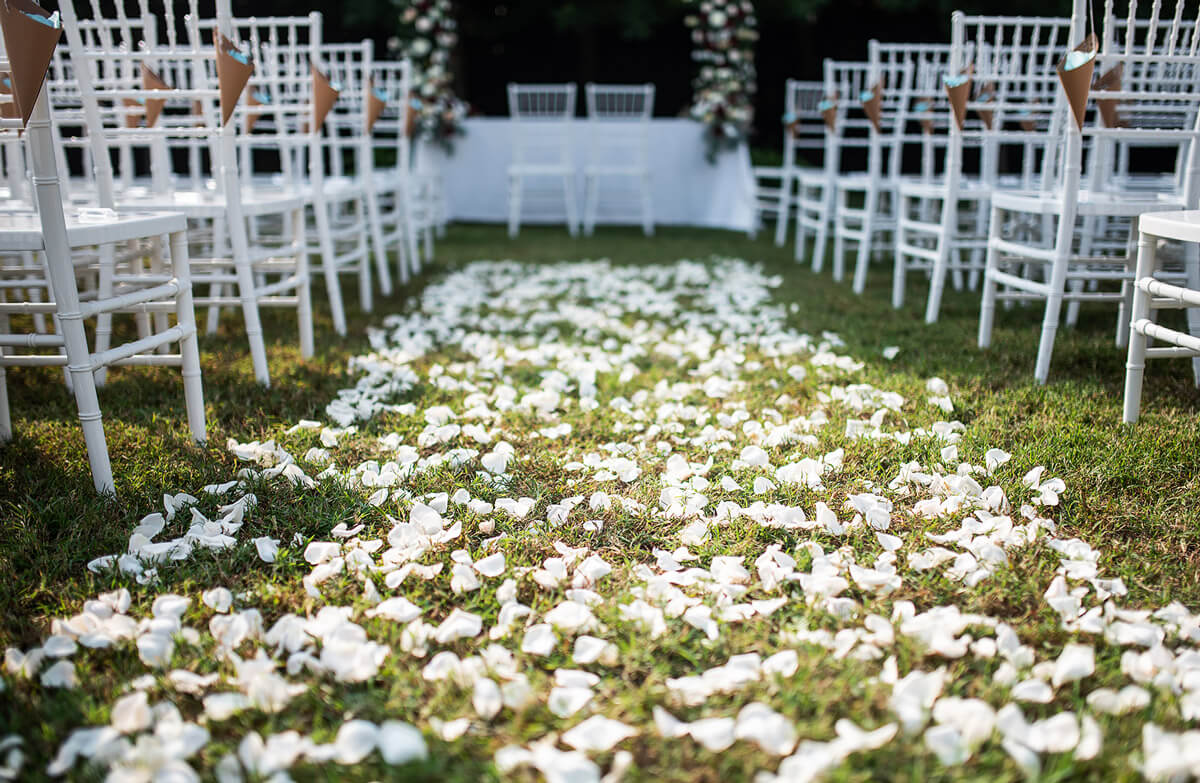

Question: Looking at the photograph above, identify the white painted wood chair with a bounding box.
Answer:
[1123,209,1200,421]
[582,83,654,236]
[367,58,421,285]
[506,83,579,238]
[795,59,871,271]
[0,4,205,495]
[247,14,373,335]
[755,79,824,246]
[831,44,912,293]
[58,0,313,388]
[894,14,1071,323]
[978,0,1200,383]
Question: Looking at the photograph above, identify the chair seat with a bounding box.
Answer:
[0,209,186,253]
[835,173,900,192]
[584,164,648,176]
[1139,209,1200,243]
[991,187,1186,217]
[509,164,574,176]
[111,186,306,218]
[898,177,994,200]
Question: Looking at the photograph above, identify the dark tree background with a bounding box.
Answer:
[231,0,1075,152]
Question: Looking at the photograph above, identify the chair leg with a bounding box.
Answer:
[773,178,791,247]
[1035,248,1075,385]
[168,230,207,443]
[892,204,907,310]
[356,198,373,314]
[365,185,393,297]
[60,303,114,494]
[508,175,522,238]
[0,362,9,443]
[1123,232,1155,423]
[1187,247,1200,388]
[564,174,580,237]
[852,187,877,295]
[794,197,809,264]
[641,174,654,237]
[93,244,115,386]
[149,239,171,354]
[832,191,847,282]
[583,174,597,237]
[312,197,348,337]
[228,214,271,387]
[402,180,421,278]
[978,206,1002,350]
[0,290,9,442]
[294,207,314,359]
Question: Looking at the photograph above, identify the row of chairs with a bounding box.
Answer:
[0,0,441,493]
[506,82,655,238]
[758,0,1200,406]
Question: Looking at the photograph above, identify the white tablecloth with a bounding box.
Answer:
[420,117,756,232]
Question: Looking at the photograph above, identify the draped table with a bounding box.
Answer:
[419,117,757,232]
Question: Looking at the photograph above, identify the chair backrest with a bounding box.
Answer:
[584,83,652,169]
[368,58,414,174]
[820,59,873,180]
[58,0,225,206]
[1087,0,1200,204]
[946,13,1073,190]
[507,82,576,168]
[783,79,827,155]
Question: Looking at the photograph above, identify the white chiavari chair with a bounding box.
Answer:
[978,0,1200,383]
[795,59,870,271]
[1122,210,1200,421]
[369,58,420,284]
[240,13,372,336]
[756,79,823,246]
[506,83,578,238]
[0,1,205,495]
[582,83,654,236]
[830,44,912,293]
[57,0,313,388]
[894,15,1071,323]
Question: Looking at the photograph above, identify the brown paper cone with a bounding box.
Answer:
[861,82,882,132]
[1057,34,1098,131]
[246,89,266,132]
[122,97,144,128]
[0,0,63,127]
[405,101,417,138]
[367,77,387,133]
[215,33,254,126]
[141,63,171,127]
[944,66,972,131]
[1095,63,1124,128]
[975,84,995,130]
[311,64,339,133]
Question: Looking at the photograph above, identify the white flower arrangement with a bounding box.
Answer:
[395,0,468,151]
[685,0,758,162]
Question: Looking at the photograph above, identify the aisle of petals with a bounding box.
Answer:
[5,258,1200,781]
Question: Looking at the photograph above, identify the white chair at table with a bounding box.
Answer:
[894,14,1071,323]
[1123,210,1200,422]
[506,83,579,238]
[754,79,823,247]
[58,0,313,387]
[0,4,205,495]
[977,0,1200,383]
[582,83,654,237]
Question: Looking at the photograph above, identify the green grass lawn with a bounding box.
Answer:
[1,223,1198,781]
